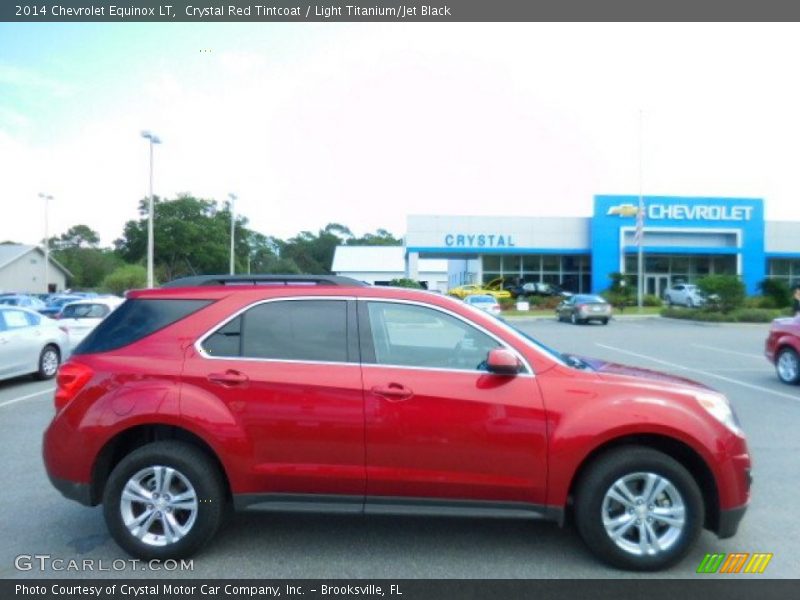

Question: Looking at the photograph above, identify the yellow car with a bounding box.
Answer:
[448,281,511,300]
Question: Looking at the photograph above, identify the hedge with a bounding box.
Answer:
[660,307,791,323]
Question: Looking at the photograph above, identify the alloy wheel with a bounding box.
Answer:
[120,465,199,547]
[601,472,686,557]
[777,350,799,383]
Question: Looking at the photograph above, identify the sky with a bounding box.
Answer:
[2,22,800,246]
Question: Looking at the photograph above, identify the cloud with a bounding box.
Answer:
[0,63,74,98]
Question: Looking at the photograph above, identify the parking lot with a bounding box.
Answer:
[1,317,797,579]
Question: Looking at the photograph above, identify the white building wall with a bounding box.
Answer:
[0,251,67,293]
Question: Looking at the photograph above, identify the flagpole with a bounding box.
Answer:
[637,109,644,309]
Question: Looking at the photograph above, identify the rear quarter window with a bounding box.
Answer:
[73,299,212,355]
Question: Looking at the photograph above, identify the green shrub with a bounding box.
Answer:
[758,278,791,308]
[101,264,147,295]
[642,294,663,307]
[498,298,516,310]
[696,275,745,313]
[389,278,423,289]
[730,308,782,323]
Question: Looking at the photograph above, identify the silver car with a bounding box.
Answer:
[0,306,69,381]
[663,284,706,308]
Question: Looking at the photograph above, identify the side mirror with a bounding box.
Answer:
[486,348,522,375]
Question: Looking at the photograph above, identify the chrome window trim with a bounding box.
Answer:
[194,296,356,363]
[358,297,534,377]
[194,295,537,377]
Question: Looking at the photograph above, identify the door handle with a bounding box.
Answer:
[371,383,413,401]
[207,370,249,386]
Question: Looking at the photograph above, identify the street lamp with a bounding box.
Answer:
[38,193,53,293]
[141,130,161,288]
[228,193,237,275]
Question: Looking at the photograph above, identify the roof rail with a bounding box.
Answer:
[160,274,368,288]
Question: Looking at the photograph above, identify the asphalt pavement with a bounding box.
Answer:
[0,318,797,579]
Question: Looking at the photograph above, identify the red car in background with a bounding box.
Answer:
[43,275,751,571]
[765,317,800,384]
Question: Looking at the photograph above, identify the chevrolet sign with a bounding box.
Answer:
[607,203,754,221]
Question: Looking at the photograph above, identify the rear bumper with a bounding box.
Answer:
[47,474,93,506]
[718,504,748,539]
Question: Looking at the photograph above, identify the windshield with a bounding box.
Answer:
[574,295,606,304]
[61,303,110,319]
[468,295,495,303]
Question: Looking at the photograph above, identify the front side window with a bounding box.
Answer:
[202,299,348,363]
[365,302,501,371]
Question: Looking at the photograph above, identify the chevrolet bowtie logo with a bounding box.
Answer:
[606,204,640,217]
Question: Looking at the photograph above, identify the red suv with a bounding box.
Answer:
[44,275,751,571]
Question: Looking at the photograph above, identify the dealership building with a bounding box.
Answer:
[394,196,800,296]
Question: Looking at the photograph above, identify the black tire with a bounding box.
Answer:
[666,296,673,307]
[570,313,580,325]
[574,446,704,571]
[776,347,800,385]
[35,345,60,380]
[601,318,609,325]
[103,441,227,560]
[686,297,694,308]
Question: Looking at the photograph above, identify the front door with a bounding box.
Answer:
[359,300,548,506]
[646,275,670,298]
[183,298,365,497]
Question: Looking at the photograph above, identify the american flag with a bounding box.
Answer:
[633,197,645,246]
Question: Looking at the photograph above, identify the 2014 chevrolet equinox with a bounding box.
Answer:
[43,275,751,571]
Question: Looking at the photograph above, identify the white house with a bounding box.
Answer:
[331,246,448,292]
[0,245,72,294]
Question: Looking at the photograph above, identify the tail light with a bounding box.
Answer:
[54,362,93,413]
[577,304,587,311]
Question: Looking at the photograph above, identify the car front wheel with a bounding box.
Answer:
[776,347,800,384]
[574,446,704,571]
[103,441,226,560]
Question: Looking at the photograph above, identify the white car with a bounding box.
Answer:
[58,297,124,349]
[0,306,69,381]
[663,284,706,308]
[464,294,502,315]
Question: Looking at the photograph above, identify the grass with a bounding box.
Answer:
[500,306,662,318]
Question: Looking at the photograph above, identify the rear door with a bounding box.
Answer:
[184,298,365,499]
[359,299,548,506]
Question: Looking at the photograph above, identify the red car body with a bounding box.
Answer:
[43,281,751,568]
[765,316,800,384]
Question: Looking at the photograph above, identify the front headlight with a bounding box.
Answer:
[695,391,742,434]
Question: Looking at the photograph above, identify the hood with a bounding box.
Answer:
[578,356,711,391]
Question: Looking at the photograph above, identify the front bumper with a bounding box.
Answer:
[718,504,748,539]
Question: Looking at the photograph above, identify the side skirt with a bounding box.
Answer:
[233,493,563,523]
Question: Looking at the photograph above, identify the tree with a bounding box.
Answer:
[347,228,402,246]
[759,278,791,308]
[48,225,120,289]
[114,195,253,282]
[102,264,147,295]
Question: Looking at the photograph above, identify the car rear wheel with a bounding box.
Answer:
[35,345,60,380]
[776,348,800,384]
[103,441,226,560]
[570,313,581,325]
[574,446,703,571]
[601,318,609,325]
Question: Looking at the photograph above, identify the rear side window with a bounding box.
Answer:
[201,300,348,363]
[73,299,212,355]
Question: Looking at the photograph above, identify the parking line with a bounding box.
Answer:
[595,344,800,402]
[0,388,55,409]
[691,343,764,360]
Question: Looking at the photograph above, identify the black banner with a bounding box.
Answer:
[5,580,800,600]
[5,0,800,22]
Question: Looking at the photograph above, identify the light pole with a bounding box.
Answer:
[38,193,53,293]
[228,193,237,275]
[141,130,161,288]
